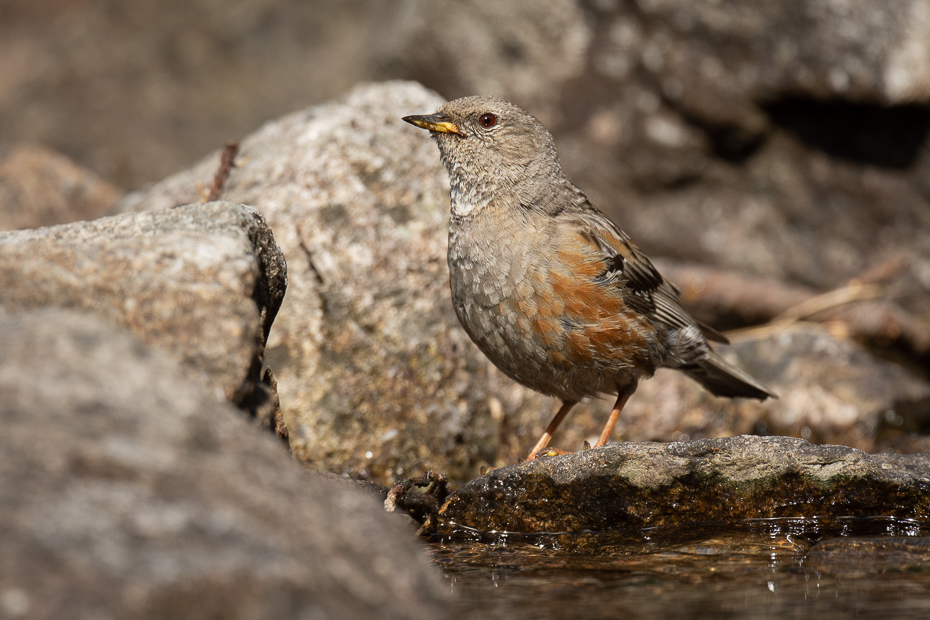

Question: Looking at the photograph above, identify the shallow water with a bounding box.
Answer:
[429,517,930,619]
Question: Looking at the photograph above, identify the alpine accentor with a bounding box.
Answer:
[403,97,775,461]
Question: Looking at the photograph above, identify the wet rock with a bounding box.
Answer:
[0,308,449,620]
[435,436,930,535]
[0,143,122,232]
[0,201,286,406]
[119,81,555,484]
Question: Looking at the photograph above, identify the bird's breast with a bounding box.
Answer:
[446,212,656,400]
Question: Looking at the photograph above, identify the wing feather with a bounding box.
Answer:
[559,209,712,337]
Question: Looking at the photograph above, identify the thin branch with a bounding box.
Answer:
[203,141,240,203]
[655,257,929,357]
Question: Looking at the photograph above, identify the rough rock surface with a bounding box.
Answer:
[0,201,285,405]
[0,143,122,232]
[118,81,930,483]
[119,81,558,484]
[6,1,930,477]
[0,308,449,620]
[435,435,930,535]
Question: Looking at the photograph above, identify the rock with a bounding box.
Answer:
[0,0,387,188]
[434,435,930,535]
[10,0,930,298]
[0,201,286,406]
[119,81,556,484]
[0,143,122,232]
[0,308,450,620]
[383,0,930,116]
[378,0,592,121]
[615,325,930,452]
[380,1,930,298]
[116,81,930,483]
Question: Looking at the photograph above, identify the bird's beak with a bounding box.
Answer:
[402,112,464,136]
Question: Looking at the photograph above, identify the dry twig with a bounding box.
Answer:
[202,141,240,203]
[656,257,929,357]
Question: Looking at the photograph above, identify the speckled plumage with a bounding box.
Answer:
[404,97,775,460]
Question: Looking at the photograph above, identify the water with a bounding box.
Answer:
[429,517,930,619]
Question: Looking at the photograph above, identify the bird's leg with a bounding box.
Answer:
[526,400,576,461]
[593,385,635,448]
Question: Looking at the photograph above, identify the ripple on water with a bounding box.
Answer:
[429,516,930,620]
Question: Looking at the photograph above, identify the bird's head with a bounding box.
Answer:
[403,97,564,213]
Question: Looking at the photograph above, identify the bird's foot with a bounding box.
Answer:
[527,446,573,460]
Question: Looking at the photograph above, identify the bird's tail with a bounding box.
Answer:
[684,350,776,400]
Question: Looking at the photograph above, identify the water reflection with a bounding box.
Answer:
[429,517,930,619]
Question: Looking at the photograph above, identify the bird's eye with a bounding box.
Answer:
[478,113,498,128]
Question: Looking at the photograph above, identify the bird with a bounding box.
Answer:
[402,97,775,462]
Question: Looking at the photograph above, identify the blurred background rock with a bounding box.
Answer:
[4,0,930,288]
[3,0,930,471]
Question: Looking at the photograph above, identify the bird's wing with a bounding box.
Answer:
[560,208,728,344]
